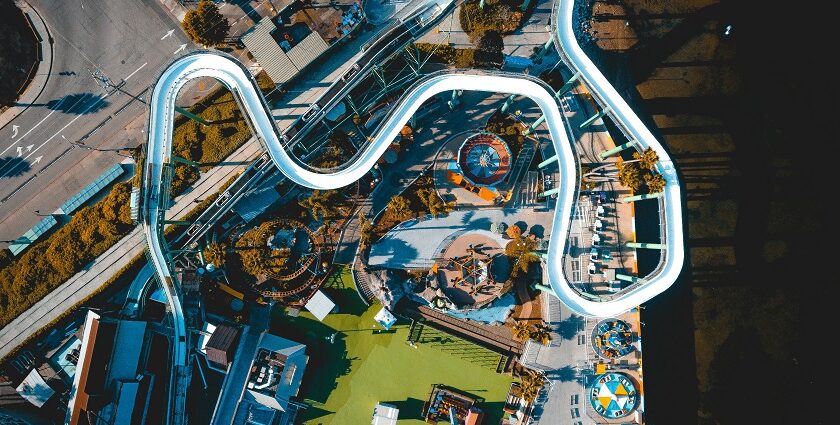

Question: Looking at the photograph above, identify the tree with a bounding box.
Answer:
[644,172,666,194]
[512,321,531,342]
[417,188,452,217]
[358,211,374,248]
[617,160,642,192]
[181,0,230,47]
[204,242,228,267]
[473,30,504,66]
[506,223,522,239]
[518,370,546,403]
[387,195,411,220]
[299,190,337,221]
[505,236,539,277]
[529,323,553,346]
[633,147,659,170]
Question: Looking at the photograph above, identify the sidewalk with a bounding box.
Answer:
[0,137,263,361]
[0,0,54,131]
[158,0,188,21]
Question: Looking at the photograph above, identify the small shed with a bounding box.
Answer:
[206,324,241,367]
[16,369,55,408]
[373,307,397,330]
[305,290,336,322]
[371,402,399,425]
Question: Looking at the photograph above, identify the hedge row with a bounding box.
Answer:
[415,43,479,68]
[0,182,134,327]
[459,0,526,36]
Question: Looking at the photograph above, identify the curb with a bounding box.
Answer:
[0,0,54,131]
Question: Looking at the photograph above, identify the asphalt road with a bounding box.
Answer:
[0,0,190,242]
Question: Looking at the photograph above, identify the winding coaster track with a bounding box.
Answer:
[141,0,685,422]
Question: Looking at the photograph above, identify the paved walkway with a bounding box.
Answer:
[522,294,592,424]
[0,137,263,361]
[369,208,553,269]
[0,0,54,131]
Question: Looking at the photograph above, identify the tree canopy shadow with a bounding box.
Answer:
[557,314,584,340]
[0,156,31,178]
[46,93,109,115]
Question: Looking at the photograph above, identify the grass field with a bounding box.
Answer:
[269,267,514,424]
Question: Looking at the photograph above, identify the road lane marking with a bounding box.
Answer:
[125,62,148,81]
[173,44,187,55]
[0,94,110,178]
[161,29,175,40]
[11,125,19,138]
[0,110,57,156]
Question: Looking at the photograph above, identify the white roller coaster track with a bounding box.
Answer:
[142,3,685,416]
[549,0,685,315]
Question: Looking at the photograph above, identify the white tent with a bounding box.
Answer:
[16,369,55,408]
[373,307,397,330]
[305,290,336,322]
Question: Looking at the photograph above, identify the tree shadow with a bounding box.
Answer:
[0,156,32,178]
[546,365,580,383]
[529,224,545,239]
[320,270,368,316]
[557,314,584,340]
[46,93,109,115]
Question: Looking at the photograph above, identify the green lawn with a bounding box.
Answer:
[269,266,514,424]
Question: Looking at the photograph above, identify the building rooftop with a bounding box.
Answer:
[206,324,242,367]
[240,1,363,85]
[15,368,55,408]
[211,330,308,425]
[64,311,149,425]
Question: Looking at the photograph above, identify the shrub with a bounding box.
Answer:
[459,0,524,36]
[486,111,526,156]
[169,72,274,196]
[415,43,478,68]
[473,30,504,66]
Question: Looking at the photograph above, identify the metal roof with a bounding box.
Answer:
[9,215,58,256]
[241,17,329,85]
[304,290,335,322]
[286,31,329,71]
[241,18,297,84]
[59,163,125,214]
[16,368,55,408]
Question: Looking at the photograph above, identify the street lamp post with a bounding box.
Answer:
[34,210,51,217]
[70,141,134,158]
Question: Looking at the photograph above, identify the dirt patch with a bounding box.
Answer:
[0,0,39,108]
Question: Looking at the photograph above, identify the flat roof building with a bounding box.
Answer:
[240,2,364,86]
[64,311,153,425]
[211,330,309,425]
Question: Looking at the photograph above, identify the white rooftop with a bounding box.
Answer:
[372,403,399,425]
[305,290,335,322]
[16,368,55,408]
